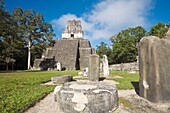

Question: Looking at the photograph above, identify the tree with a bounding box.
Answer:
[96,42,112,64]
[12,8,55,69]
[0,1,22,70]
[148,22,168,38]
[96,42,110,57]
[110,26,146,64]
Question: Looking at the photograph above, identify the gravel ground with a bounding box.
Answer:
[23,93,60,113]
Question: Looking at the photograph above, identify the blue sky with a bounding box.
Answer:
[4,0,170,47]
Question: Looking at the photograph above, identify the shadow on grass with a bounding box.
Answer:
[0,70,25,73]
[131,82,139,95]
[99,77,106,81]
[0,70,48,73]
[71,79,77,82]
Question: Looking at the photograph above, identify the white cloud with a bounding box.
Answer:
[51,0,153,46]
[51,14,78,30]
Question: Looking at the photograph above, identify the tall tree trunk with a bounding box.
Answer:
[12,63,14,70]
[6,63,9,71]
[27,40,31,70]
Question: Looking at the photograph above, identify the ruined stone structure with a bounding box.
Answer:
[139,27,170,103]
[102,55,110,77]
[33,20,96,70]
[53,53,118,113]
[89,54,99,81]
[62,20,83,39]
[109,62,139,71]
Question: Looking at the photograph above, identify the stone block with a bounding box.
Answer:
[51,75,72,84]
[79,39,91,48]
[54,81,118,113]
[89,54,99,81]
[102,55,109,77]
[33,59,43,70]
[139,36,170,103]
[56,62,62,71]
[109,62,139,71]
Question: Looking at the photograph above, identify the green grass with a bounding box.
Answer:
[118,97,134,109]
[109,71,139,90]
[0,70,79,113]
[0,70,138,113]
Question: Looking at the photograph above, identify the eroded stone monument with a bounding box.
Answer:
[56,62,62,71]
[89,54,99,81]
[102,55,110,77]
[33,20,96,70]
[139,27,170,103]
[83,67,88,76]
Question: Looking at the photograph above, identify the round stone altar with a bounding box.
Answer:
[54,81,118,113]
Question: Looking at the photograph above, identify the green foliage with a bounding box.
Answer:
[14,48,28,70]
[110,26,146,64]
[12,8,55,47]
[12,8,56,69]
[108,71,139,90]
[0,70,79,113]
[148,22,168,38]
[97,22,169,65]
[0,1,23,70]
[96,42,112,64]
[0,2,56,70]
[31,42,47,66]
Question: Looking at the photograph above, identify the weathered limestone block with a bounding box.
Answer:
[54,82,118,113]
[79,48,93,70]
[33,59,43,70]
[83,67,88,76]
[103,55,109,77]
[51,75,72,84]
[89,55,99,81]
[109,62,139,71]
[56,62,62,71]
[139,36,170,103]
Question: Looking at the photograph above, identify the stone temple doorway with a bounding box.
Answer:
[71,34,74,38]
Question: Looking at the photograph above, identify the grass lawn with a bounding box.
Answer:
[0,70,79,113]
[109,71,139,90]
[0,70,139,113]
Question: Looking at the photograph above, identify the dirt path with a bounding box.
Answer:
[24,93,59,113]
[24,90,136,113]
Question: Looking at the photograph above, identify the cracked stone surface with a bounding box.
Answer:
[54,81,118,113]
[24,88,170,113]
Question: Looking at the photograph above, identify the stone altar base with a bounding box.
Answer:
[51,75,72,84]
[54,81,118,113]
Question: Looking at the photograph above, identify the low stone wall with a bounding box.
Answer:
[109,62,139,71]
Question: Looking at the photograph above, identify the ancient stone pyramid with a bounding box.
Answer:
[33,20,96,70]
